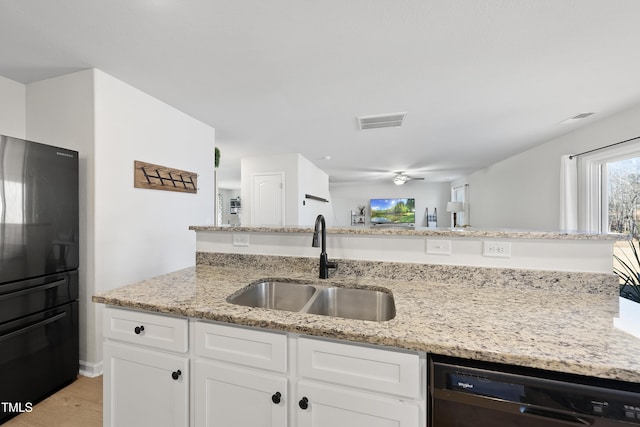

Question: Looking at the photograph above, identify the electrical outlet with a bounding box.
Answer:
[426,239,452,255]
[483,241,511,258]
[232,233,250,247]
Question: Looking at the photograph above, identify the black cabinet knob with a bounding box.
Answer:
[299,397,309,410]
[134,325,145,335]
[171,370,182,380]
[271,392,281,404]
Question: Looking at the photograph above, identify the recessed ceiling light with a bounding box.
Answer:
[561,112,595,124]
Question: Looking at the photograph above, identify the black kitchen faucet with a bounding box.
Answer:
[312,214,338,279]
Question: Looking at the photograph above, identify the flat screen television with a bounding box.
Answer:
[370,198,415,226]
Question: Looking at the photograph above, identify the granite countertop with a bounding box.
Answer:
[189,225,625,240]
[93,257,640,384]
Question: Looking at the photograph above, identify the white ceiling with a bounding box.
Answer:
[2,0,640,188]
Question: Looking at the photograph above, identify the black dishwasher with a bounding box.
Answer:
[429,355,640,426]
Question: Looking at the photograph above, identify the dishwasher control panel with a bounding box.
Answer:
[430,355,640,426]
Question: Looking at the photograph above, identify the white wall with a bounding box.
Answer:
[26,69,97,373]
[298,154,332,226]
[241,153,297,226]
[465,104,640,230]
[330,180,451,227]
[241,153,333,226]
[93,69,214,287]
[196,231,615,274]
[25,69,215,375]
[0,75,26,138]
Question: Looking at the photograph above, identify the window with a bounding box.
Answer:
[607,156,640,236]
[578,142,640,238]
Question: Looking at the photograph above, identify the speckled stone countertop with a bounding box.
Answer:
[92,253,640,383]
[189,225,626,240]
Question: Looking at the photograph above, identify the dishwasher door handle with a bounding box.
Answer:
[520,406,594,425]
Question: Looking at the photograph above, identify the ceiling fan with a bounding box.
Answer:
[392,172,425,185]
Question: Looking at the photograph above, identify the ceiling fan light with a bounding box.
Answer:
[393,174,408,185]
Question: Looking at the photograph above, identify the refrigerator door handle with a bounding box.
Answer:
[0,279,66,300]
[0,312,67,343]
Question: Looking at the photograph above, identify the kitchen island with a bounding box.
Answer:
[94,226,638,426]
[93,251,639,383]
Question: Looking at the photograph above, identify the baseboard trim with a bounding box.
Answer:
[80,360,103,378]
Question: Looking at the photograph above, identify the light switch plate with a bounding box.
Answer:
[426,239,452,255]
[232,233,250,247]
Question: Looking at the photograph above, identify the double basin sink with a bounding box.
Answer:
[227,280,395,322]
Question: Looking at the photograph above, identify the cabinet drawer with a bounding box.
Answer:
[103,306,188,353]
[298,337,420,399]
[195,321,287,373]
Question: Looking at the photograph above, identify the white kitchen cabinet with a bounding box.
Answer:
[194,321,288,427]
[104,341,189,427]
[194,359,287,426]
[296,380,420,427]
[102,309,424,427]
[193,321,424,427]
[298,337,421,399]
[103,307,189,427]
[296,337,423,427]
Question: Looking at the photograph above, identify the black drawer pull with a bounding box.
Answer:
[171,370,182,380]
[271,392,281,404]
[134,325,145,335]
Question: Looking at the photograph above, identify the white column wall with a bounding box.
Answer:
[0,75,26,138]
[298,154,332,226]
[26,69,97,374]
[25,68,215,375]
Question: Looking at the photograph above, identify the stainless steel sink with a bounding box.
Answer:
[304,287,396,321]
[227,281,316,312]
[227,280,396,321]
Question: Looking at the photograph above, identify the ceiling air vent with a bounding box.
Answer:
[358,112,407,130]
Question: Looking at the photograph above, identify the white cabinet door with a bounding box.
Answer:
[104,341,189,427]
[296,380,420,427]
[195,359,287,427]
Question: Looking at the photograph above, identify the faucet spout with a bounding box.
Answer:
[312,214,337,279]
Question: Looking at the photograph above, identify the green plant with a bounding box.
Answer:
[614,239,640,303]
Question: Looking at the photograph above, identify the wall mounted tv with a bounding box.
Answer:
[370,198,415,226]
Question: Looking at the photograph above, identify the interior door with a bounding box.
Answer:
[252,173,284,226]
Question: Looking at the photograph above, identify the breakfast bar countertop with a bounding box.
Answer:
[92,255,640,384]
[189,225,626,240]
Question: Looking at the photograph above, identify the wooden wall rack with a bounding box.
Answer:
[134,160,198,194]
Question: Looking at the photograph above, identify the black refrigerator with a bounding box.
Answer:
[0,135,79,423]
